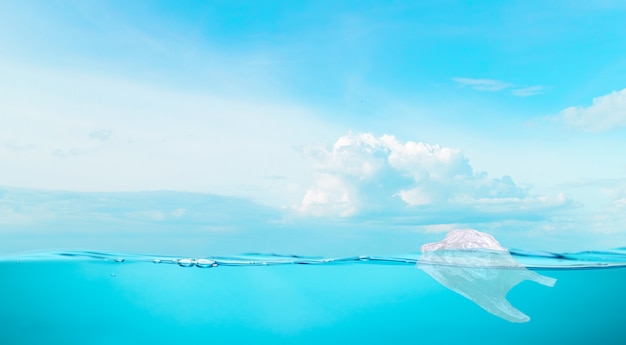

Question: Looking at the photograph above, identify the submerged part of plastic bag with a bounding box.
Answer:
[417,229,556,323]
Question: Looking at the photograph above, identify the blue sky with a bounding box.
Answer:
[2,1,626,255]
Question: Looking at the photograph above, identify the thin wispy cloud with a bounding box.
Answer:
[0,61,337,202]
[453,78,512,91]
[562,179,626,235]
[88,129,112,142]
[511,85,548,97]
[560,88,626,132]
[454,78,547,97]
[2,140,34,153]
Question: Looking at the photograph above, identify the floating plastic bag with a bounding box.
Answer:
[417,229,556,323]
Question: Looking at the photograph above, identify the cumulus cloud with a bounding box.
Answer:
[453,78,512,91]
[296,133,569,221]
[560,88,626,131]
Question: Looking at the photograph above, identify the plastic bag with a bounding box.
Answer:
[417,229,556,323]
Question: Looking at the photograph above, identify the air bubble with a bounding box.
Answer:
[195,259,217,268]
[114,258,125,263]
[153,259,162,264]
[177,258,195,267]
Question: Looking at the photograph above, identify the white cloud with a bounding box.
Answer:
[577,182,626,237]
[603,181,626,214]
[560,88,626,131]
[298,174,355,217]
[88,129,112,142]
[296,133,569,219]
[511,85,548,97]
[454,78,548,97]
[2,140,34,153]
[453,78,512,91]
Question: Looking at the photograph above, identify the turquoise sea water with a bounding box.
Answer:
[2,249,626,344]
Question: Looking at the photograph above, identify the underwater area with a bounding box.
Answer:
[2,249,626,345]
